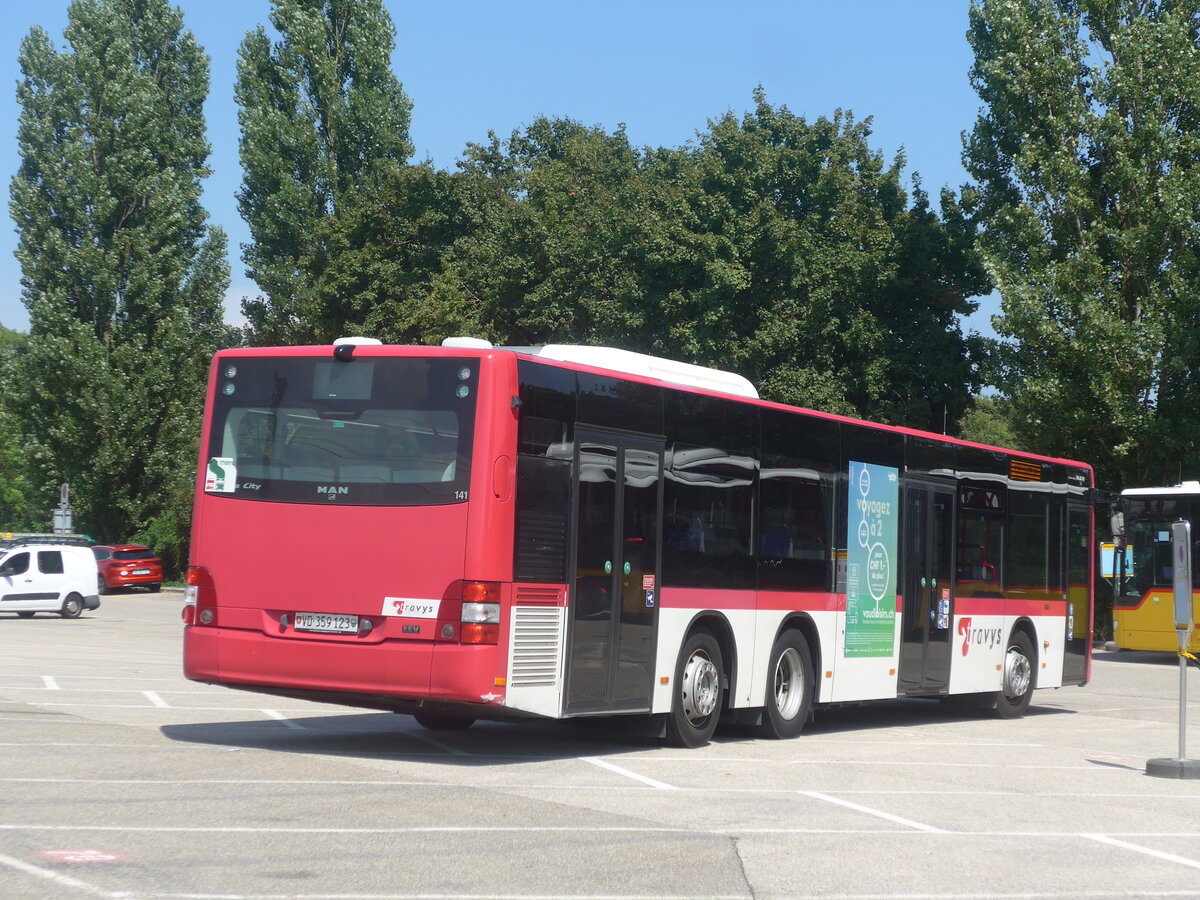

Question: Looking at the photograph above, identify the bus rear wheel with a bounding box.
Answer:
[666,629,724,748]
[413,711,475,732]
[994,630,1035,718]
[760,630,814,739]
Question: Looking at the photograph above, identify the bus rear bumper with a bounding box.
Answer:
[183,626,504,707]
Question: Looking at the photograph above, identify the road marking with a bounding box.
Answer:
[142,691,171,708]
[1084,834,1200,870]
[262,709,304,729]
[798,790,945,833]
[582,756,677,789]
[0,850,121,898]
[41,676,60,690]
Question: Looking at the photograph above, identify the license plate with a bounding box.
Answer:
[294,612,359,634]
[132,569,151,575]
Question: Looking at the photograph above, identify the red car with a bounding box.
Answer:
[92,544,163,593]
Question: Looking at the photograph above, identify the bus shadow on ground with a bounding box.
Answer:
[160,697,1071,764]
[161,713,671,764]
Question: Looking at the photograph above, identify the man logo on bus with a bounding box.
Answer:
[958,617,1002,656]
[317,485,348,499]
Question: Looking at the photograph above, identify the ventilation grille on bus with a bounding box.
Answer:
[515,511,567,582]
[509,606,564,687]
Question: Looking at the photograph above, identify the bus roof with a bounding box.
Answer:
[441,338,759,399]
[1122,482,1200,497]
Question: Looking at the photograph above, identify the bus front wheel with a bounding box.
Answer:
[760,629,814,739]
[666,629,724,748]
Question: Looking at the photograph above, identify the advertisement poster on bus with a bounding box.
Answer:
[845,461,898,657]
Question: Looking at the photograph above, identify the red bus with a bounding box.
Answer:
[183,338,1095,747]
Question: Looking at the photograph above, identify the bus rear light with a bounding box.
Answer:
[185,566,213,587]
[181,606,195,625]
[198,608,216,625]
[461,623,500,644]
[461,581,500,606]
[460,582,501,644]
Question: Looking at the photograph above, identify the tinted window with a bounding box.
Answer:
[113,549,156,561]
[577,373,663,435]
[957,484,1004,597]
[759,410,837,591]
[662,392,758,589]
[92,548,112,561]
[207,356,478,506]
[37,551,64,575]
[1,552,30,576]
[1007,491,1048,591]
[517,360,575,457]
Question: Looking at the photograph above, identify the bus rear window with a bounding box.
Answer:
[205,356,478,506]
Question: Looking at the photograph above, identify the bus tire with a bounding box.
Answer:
[994,630,1035,718]
[666,628,724,748]
[60,594,83,619]
[413,711,475,731]
[760,629,814,739]
[17,611,35,619]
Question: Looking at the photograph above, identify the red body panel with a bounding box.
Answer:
[184,345,519,707]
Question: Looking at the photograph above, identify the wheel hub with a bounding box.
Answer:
[681,650,719,723]
[773,647,804,719]
[1003,645,1031,699]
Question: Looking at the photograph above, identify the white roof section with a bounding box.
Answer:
[441,337,758,399]
[1122,481,1200,497]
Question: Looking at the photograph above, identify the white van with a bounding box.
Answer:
[0,536,101,618]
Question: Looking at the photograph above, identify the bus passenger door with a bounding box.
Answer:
[566,432,663,715]
[899,482,955,694]
[1062,504,1091,685]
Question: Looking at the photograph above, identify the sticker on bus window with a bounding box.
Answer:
[382,597,441,619]
[205,457,237,493]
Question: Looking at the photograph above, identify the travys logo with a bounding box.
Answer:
[958,617,1003,656]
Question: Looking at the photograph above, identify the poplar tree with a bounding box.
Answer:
[7,0,228,567]
[966,0,1200,487]
[236,0,414,343]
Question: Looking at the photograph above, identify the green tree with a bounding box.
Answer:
[7,0,228,570]
[965,0,1200,489]
[0,324,34,530]
[644,93,989,428]
[958,394,1020,449]
[306,162,482,343]
[237,0,413,344]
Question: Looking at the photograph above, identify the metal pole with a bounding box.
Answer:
[1182,653,1189,761]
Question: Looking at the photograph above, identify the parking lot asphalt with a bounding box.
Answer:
[2,591,1200,899]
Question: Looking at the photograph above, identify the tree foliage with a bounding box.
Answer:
[333,93,989,432]
[236,0,413,344]
[7,0,228,569]
[966,0,1200,488]
[0,324,34,530]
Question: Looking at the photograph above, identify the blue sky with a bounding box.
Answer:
[0,0,998,336]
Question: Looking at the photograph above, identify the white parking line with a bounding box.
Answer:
[1084,834,1200,870]
[143,691,171,708]
[0,849,119,898]
[41,675,60,690]
[582,756,677,789]
[798,790,945,833]
[262,709,304,729]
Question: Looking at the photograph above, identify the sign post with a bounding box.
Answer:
[1146,519,1200,778]
[52,483,73,535]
